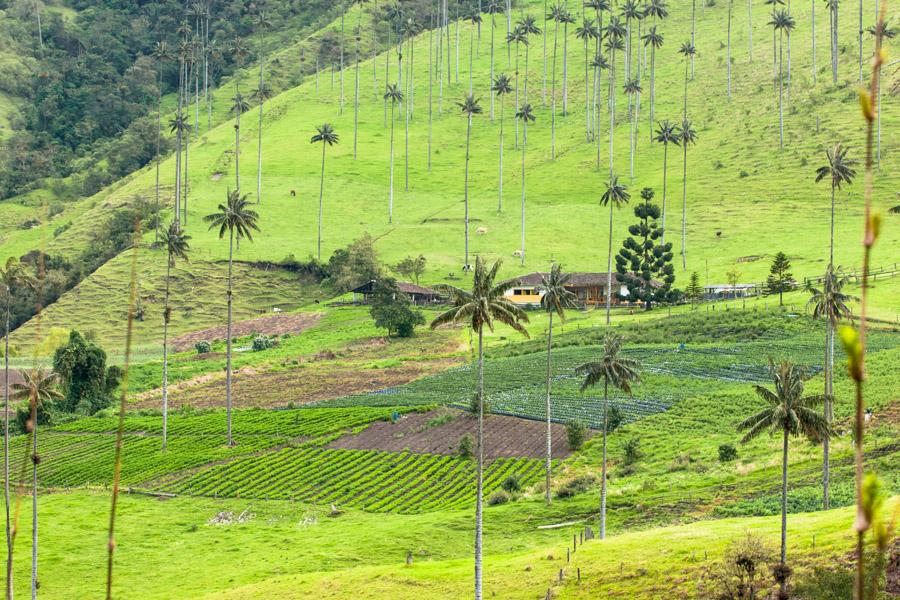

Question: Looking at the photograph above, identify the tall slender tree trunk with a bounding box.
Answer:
[543,0,548,105]
[812,0,816,84]
[600,379,609,538]
[354,9,362,159]
[30,422,36,600]
[727,0,733,98]
[858,0,863,82]
[3,297,10,600]
[318,144,326,260]
[514,41,520,148]
[225,230,234,447]
[605,201,614,325]
[661,142,668,246]
[544,311,553,504]
[389,100,396,223]
[155,67,162,243]
[562,21,569,115]
[649,46,656,136]
[429,9,434,168]
[490,12,495,120]
[691,0,696,79]
[608,48,616,178]
[474,327,484,600]
[683,57,689,120]
[520,118,527,266]
[405,43,410,192]
[162,259,171,450]
[748,0,753,61]
[584,35,590,140]
[551,18,558,159]
[780,428,788,595]
[778,31,784,148]
[832,6,838,84]
[681,141,689,269]
[340,10,345,114]
[464,112,472,268]
[498,95,504,211]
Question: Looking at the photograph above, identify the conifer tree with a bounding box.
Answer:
[615,188,675,310]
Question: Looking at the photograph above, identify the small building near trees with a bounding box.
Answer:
[502,272,633,307]
[350,280,444,306]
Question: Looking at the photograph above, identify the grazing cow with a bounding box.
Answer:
[290,189,297,197]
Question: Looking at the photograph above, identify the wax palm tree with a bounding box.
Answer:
[430,256,529,600]
[492,74,513,211]
[548,4,564,159]
[458,94,483,269]
[605,19,626,174]
[517,103,536,266]
[679,119,697,269]
[352,0,370,159]
[591,53,610,169]
[642,26,664,131]
[384,84,404,224]
[815,143,857,267]
[168,113,192,227]
[737,360,830,591]
[576,18,600,139]
[204,191,260,447]
[600,176,630,325]
[764,0,785,80]
[825,0,839,83]
[727,0,734,97]
[1,258,32,585]
[678,41,696,119]
[153,41,173,240]
[310,124,339,260]
[623,78,642,180]
[250,82,273,205]
[519,16,541,102]
[653,120,680,246]
[229,93,249,194]
[577,333,641,538]
[559,9,575,116]
[506,26,526,148]
[538,264,576,504]
[468,13,483,93]
[12,367,61,599]
[160,222,191,451]
[770,8,795,148]
[621,0,642,82]
[805,266,855,509]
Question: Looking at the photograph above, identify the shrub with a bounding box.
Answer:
[252,336,280,352]
[607,405,624,432]
[623,438,642,465]
[718,443,738,462]
[195,341,211,354]
[703,534,775,600]
[487,490,510,506]
[501,475,521,494]
[556,474,596,499]
[457,434,473,459]
[739,169,750,178]
[566,420,587,451]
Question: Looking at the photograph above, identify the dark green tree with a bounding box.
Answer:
[391,255,427,284]
[615,188,675,310]
[369,279,425,337]
[684,271,704,308]
[766,252,794,306]
[52,331,117,415]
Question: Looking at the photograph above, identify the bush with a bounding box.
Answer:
[252,336,279,352]
[487,490,510,506]
[565,420,587,451]
[607,405,624,433]
[703,535,775,600]
[718,443,738,462]
[195,341,211,354]
[501,475,521,494]
[556,474,596,499]
[457,434,473,459]
[369,278,425,338]
[623,438,642,465]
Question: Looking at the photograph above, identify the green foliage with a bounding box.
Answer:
[325,235,382,293]
[565,419,587,451]
[501,474,522,494]
[251,335,280,351]
[765,252,795,303]
[718,443,738,462]
[623,437,643,465]
[607,405,624,433]
[487,490,510,505]
[684,272,704,307]
[556,474,596,499]
[195,341,211,354]
[369,278,426,337]
[457,433,474,459]
[392,255,427,284]
[615,188,676,309]
[51,330,116,415]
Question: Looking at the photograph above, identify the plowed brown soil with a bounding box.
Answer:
[170,312,322,352]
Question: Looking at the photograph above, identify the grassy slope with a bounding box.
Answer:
[0,0,896,348]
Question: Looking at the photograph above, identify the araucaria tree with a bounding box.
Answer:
[765,251,794,305]
[160,222,191,450]
[203,190,260,447]
[653,120,680,245]
[492,74,513,211]
[458,94,483,269]
[685,271,704,308]
[430,256,529,600]
[577,333,641,539]
[310,124,340,260]
[737,360,829,595]
[805,266,855,510]
[537,264,576,504]
[600,176,631,325]
[516,103,536,265]
[678,119,698,269]
[615,188,676,310]
[384,85,404,224]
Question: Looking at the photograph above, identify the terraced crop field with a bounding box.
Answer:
[160,448,544,513]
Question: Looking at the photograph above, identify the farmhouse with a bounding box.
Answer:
[350,280,444,305]
[503,272,631,307]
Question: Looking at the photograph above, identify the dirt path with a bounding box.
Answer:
[170,312,323,352]
[328,408,587,459]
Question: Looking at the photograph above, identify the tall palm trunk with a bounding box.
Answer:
[354,9,362,159]
[748,0,753,61]
[551,18,559,159]
[822,182,838,509]
[661,141,668,245]
[318,143,326,260]
[649,45,656,135]
[681,139,689,269]
[3,297,10,598]
[544,311,554,504]
[520,115,528,266]
[155,67,163,242]
[340,10,345,114]
[600,379,609,538]
[857,0,863,82]
[257,60,264,203]
[542,0,548,105]
[683,55,689,120]
[405,44,411,192]
[605,200,614,325]
[779,428,788,594]
[474,327,485,600]
[778,30,784,148]
[225,229,234,447]
[464,112,472,268]
[162,259,172,450]
[691,0,696,78]
[389,100,396,223]
[498,95,504,211]
[31,420,37,600]
[584,35,590,140]
[562,20,569,115]
[608,47,616,177]
[514,41,520,148]
[811,0,816,84]
[727,0,733,98]
[490,12,495,120]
